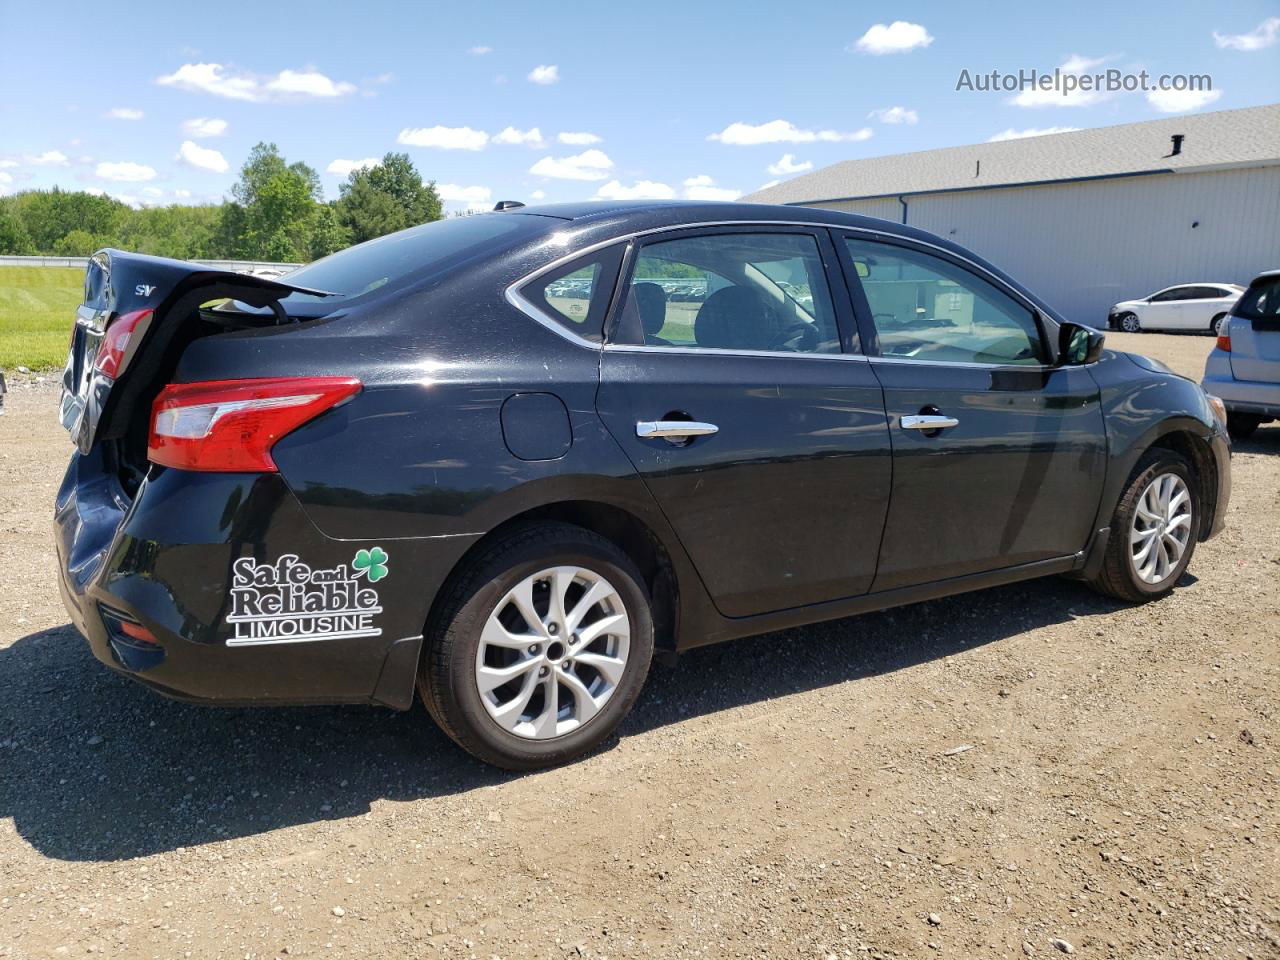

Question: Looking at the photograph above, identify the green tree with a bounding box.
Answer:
[53,229,117,256]
[224,142,323,261]
[309,204,350,260]
[12,188,130,252]
[336,152,442,244]
[0,206,36,254]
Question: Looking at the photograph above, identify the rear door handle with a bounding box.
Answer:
[636,420,719,441]
[901,414,959,431]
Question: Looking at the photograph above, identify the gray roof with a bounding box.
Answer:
[746,103,1280,205]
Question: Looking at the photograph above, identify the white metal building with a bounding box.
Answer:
[746,104,1280,326]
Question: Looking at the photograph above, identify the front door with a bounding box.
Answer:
[840,233,1108,592]
[596,227,893,618]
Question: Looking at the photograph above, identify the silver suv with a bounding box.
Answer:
[1202,270,1280,439]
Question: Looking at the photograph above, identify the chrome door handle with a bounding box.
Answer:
[901,414,959,430]
[636,420,719,441]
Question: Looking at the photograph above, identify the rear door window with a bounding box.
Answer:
[612,232,842,354]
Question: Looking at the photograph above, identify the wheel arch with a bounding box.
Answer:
[424,499,682,656]
[1145,428,1219,541]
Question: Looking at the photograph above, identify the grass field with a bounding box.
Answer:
[0,267,81,371]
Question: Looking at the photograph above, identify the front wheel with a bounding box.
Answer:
[1087,449,1198,603]
[419,522,654,770]
[1118,312,1141,333]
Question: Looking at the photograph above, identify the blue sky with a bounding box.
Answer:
[1,0,1277,211]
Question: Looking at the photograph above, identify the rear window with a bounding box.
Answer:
[1233,277,1280,321]
[279,214,544,308]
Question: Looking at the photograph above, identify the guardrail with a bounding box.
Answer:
[0,255,302,273]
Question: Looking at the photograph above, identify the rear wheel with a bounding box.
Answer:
[1210,313,1228,336]
[1088,449,1198,603]
[419,522,654,770]
[1227,413,1261,440]
[1118,312,1141,333]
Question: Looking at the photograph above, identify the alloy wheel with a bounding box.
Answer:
[474,566,631,739]
[1129,472,1193,584]
[1121,314,1140,333]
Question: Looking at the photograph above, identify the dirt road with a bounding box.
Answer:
[2,333,1277,960]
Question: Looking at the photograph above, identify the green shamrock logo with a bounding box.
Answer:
[352,546,389,583]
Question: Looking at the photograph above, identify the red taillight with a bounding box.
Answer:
[1216,333,1231,352]
[148,377,361,472]
[95,309,152,378]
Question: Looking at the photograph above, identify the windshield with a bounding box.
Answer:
[278,213,545,307]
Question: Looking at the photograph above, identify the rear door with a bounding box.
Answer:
[1144,286,1191,329]
[838,232,1107,591]
[595,226,893,618]
[1229,274,1280,382]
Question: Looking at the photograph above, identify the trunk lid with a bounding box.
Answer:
[59,249,333,455]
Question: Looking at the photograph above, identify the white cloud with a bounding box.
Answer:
[26,150,69,167]
[766,153,812,175]
[530,189,546,200]
[1147,88,1223,113]
[1010,54,1111,107]
[95,161,157,182]
[326,157,379,176]
[558,131,602,145]
[0,159,17,169]
[757,179,781,191]
[709,120,873,145]
[869,106,918,125]
[469,45,493,55]
[142,187,164,198]
[176,140,229,173]
[854,21,934,55]
[0,170,11,184]
[265,69,357,98]
[988,126,1081,142]
[107,107,144,120]
[528,64,559,85]
[682,175,742,201]
[1213,17,1280,51]
[529,148,613,181]
[437,183,493,205]
[156,62,355,102]
[396,125,490,150]
[493,126,546,148]
[594,179,676,200]
[182,117,228,138]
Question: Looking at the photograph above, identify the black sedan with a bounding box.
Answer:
[55,201,1231,770]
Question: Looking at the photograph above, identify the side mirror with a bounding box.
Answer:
[1058,321,1105,365]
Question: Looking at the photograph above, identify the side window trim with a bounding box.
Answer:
[509,243,625,346]
[602,224,861,356]
[837,231,1057,367]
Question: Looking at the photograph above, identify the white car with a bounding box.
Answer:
[1108,283,1244,335]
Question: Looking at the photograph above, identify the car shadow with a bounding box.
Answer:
[1,575,1130,863]
[1231,422,1280,455]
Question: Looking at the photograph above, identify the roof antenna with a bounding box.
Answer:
[1168,134,1185,157]
[493,200,526,211]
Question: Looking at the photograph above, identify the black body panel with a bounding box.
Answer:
[51,201,1230,709]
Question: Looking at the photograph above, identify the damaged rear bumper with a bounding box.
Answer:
[54,448,479,709]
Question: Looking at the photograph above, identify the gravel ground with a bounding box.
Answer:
[1,333,1277,960]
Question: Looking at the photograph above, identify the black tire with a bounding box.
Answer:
[1087,449,1199,603]
[1210,313,1228,336]
[1118,312,1140,333]
[1227,413,1261,440]
[419,522,654,770]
